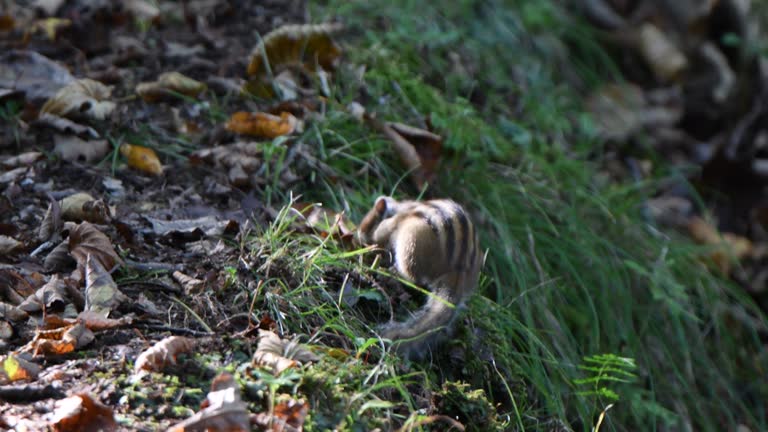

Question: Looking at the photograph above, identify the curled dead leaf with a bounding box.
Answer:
[136,71,207,102]
[253,330,318,375]
[23,320,94,357]
[120,143,163,176]
[172,271,205,294]
[49,393,116,432]
[246,23,343,78]
[133,336,196,377]
[85,254,128,317]
[40,78,116,121]
[68,222,123,278]
[365,115,444,189]
[225,111,298,138]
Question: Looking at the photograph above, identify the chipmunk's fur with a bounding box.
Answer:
[358,196,482,358]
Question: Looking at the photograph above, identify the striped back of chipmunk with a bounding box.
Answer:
[413,199,481,274]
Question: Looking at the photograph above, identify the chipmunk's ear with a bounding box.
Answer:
[374,196,389,213]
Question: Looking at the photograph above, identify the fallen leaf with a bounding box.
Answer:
[225,111,298,138]
[53,134,110,163]
[1,354,41,383]
[136,71,207,102]
[18,274,69,314]
[246,23,343,78]
[60,192,111,224]
[0,167,28,184]
[133,336,195,378]
[365,115,444,189]
[39,196,63,242]
[44,240,75,273]
[167,372,249,432]
[41,78,116,121]
[144,215,238,238]
[1,152,42,169]
[0,235,22,255]
[0,301,29,321]
[68,222,123,278]
[585,83,681,141]
[637,23,688,82]
[77,311,132,331]
[172,271,205,294]
[688,216,752,274]
[253,330,318,375]
[291,202,355,245]
[253,398,309,432]
[49,393,116,432]
[0,50,74,104]
[244,23,343,98]
[23,320,94,356]
[120,143,163,176]
[84,254,128,317]
[34,113,100,138]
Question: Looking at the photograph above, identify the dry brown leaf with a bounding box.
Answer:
[40,78,115,121]
[53,134,110,163]
[688,216,753,274]
[123,0,160,22]
[0,301,28,321]
[1,152,42,169]
[39,196,63,242]
[225,111,298,138]
[31,17,71,40]
[253,398,309,432]
[637,23,688,82]
[290,202,356,247]
[1,354,41,383]
[0,50,74,103]
[365,116,444,189]
[68,222,123,278]
[23,320,94,357]
[85,254,128,317]
[244,23,343,98]
[119,143,163,176]
[60,192,111,224]
[44,240,75,273]
[18,274,69,314]
[78,310,133,331]
[172,271,205,294]
[0,235,22,255]
[49,393,117,432]
[136,71,207,102]
[253,330,318,375]
[133,336,196,377]
[167,372,249,432]
[246,23,343,78]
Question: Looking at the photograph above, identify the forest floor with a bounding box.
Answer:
[0,1,767,431]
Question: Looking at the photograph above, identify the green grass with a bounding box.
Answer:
[208,0,768,430]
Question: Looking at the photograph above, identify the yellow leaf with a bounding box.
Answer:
[120,143,163,176]
[225,111,297,138]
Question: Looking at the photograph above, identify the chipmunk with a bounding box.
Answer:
[358,196,482,358]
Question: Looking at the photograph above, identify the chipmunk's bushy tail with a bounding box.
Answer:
[379,285,466,359]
